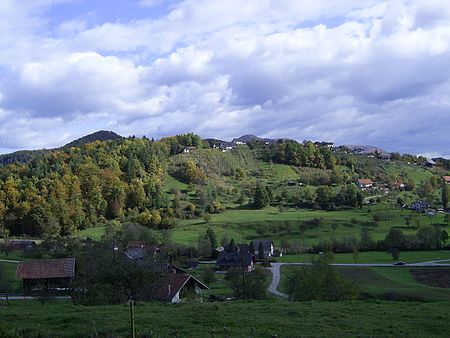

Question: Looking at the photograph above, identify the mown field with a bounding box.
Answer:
[0,299,449,337]
[278,250,450,263]
[280,265,450,302]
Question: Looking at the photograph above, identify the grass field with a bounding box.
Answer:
[280,265,450,302]
[75,226,106,240]
[278,250,450,263]
[0,261,20,293]
[171,205,448,247]
[0,299,449,337]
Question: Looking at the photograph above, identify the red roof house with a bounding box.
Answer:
[357,179,374,188]
[154,272,209,303]
[443,176,450,184]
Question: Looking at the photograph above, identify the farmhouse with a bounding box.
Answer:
[154,271,209,303]
[16,257,75,295]
[357,179,374,189]
[250,240,274,258]
[216,252,254,272]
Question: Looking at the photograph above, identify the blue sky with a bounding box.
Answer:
[0,0,449,157]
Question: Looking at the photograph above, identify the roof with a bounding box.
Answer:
[357,179,373,185]
[443,176,450,183]
[154,273,209,302]
[126,240,145,249]
[216,252,253,266]
[16,258,75,279]
[7,239,37,251]
[125,245,160,259]
[250,240,273,253]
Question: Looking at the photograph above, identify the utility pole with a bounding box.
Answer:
[130,300,136,338]
[241,254,247,299]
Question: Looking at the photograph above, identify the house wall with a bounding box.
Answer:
[171,291,181,303]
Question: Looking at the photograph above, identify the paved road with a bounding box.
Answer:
[0,259,19,263]
[267,260,450,298]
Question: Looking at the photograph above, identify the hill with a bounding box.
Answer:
[0,130,123,166]
[63,130,122,148]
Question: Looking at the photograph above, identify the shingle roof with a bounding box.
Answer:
[250,240,273,253]
[443,176,450,183]
[357,178,373,185]
[216,252,253,266]
[16,258,75,279]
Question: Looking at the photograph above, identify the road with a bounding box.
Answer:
[267,259,450,298]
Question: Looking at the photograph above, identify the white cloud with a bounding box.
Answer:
[0,0,449,157]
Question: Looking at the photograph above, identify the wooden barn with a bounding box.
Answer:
[16,257,75,295]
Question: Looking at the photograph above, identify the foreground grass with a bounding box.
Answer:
[1,299,449,337]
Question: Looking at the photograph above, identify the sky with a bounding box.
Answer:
[0,0,449,157]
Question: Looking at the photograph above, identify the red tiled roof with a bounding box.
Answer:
[443,176,450,183]
[16,258,75,279]
[357,179,373,185]
[154,273,209,302]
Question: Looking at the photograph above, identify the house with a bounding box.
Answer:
[250,240,274,258]
[125,245,160,260]
[222,242,250,254]
[183,146,196,153]
[425,159,436,167]
[125,241,160,260]
[443,176,450,184]
[410,200,431,212]
[235,141,245,145]
[314,141,334,148]
[216,252,254,272]
[6,239,37,251]
[153,271,209,303]
[357,179,374,189]
[16,257,75,295]
[392,180,405,190]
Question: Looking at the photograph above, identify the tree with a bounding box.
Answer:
[253,184,270,209]
[315,186,334,210]
[442,183,449,210]
[200,267,216,285]
[442,229,448,247]
[360,227,375,251]
[206,227,218,250]
[72,242,161,305]
[224,268,267,300]
[389,247,400,261]
[284,254,358,301]
[203,213,212,224]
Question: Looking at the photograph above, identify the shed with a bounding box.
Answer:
[16,257,75,295]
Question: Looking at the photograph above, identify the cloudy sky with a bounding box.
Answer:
[0,0,449,157]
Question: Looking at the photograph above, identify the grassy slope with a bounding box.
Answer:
[281,265,450,302]
[279,250,450,263]
[0,300,449,337]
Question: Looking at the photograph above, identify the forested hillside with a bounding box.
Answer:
[0,132,447,241]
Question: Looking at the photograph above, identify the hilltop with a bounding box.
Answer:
[0,130,122,166]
